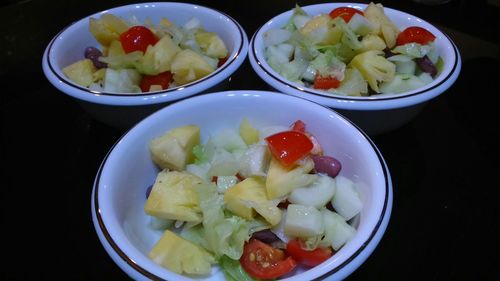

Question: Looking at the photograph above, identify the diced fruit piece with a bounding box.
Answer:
[347,13,373,36]
[349,50,395,93]
[89,14,129,46]
[240,239,297,279]
[149,125,201,171]
[329,7,364,22]
[137,35,181,75]
[224,177,282,225]
[149,230,215,275]
[238,144,271,178]
[211,129,247,152]
[321,209,356,251]
[300,14,341,45]
[336,67,368,96]
[107,40,125,57]
[286,239,333,267]
[288,174,336,208]
[364,3,400,48]
[331,176,363,221]
[102,68,142,93]
[62,59,96,87]
[285,204,324,238]
[170,49,215,85]
[144,170,203,222]
[195,30,229,58]
[92,68,106,82]
[358,34,387,53]
[239,118,260,145]
[266,157,317,199]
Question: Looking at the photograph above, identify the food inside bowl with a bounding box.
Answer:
[143,119,363,279]
[62,14,229,93]
[263,2,444,96]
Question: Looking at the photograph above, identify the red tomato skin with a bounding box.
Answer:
[286,239,333,267]
[139,71,173,92]
[291,120,306,133]
[265,131,313,166]
[217,56,228,67]
[329,7,364,22]
[120,26,159,53]
[313,75,341,90]
[396,26,436,46]
[240,239,297,279]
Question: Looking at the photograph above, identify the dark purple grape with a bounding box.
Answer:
[145,184,153,199]
[415,55,437,77]
[252,229,280,244]
[312,155,342,178]
[84,46,107,69]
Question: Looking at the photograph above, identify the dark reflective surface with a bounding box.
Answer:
[2,0,499,280]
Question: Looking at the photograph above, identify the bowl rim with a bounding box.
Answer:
[248,2,462,110]
[42,2,248,106]
[91,90,393,280]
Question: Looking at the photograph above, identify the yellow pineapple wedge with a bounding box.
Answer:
[170,49,215,85]
[137,35,182,75]
[89,14,129,47]
[224,177,282,226]
[195,30,228,58]
[266,157,317,199]
[144,170,203,222]
[62,59,96,87]
[149,125,200,171]
[149,230,215,275]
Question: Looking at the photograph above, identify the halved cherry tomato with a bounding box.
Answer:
[290,120,306,133]
[139,71,173,92]
[329,7,364,22]
[313,75,341,90]
[396,26,436,46]
[286,239,333,267]
[265,131,313,166]
[120,26,159,53]
[240,239,297,279]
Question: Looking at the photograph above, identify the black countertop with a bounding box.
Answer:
[2,0,499,280]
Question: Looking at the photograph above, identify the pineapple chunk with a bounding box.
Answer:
[149,230,215,275]
[224,177,282,225]
[349,50,396,93]
[170,49,215,85]
[358,34,387,53]
[300,14,342,45]
[364,3,400,48]
[195,30,229,58]
[266,157,317,199]
[137,35,182,75]
[62,59,96,87]
[239,118,260,145]
[144,170,203,222]
[149,125,200,171]
[107,40,125,57]
[336,67,368,96]
[89,14,129,46]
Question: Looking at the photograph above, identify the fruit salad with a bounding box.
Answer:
[263,2,444,96]
[62,14,228,93]
[144,119,363,280]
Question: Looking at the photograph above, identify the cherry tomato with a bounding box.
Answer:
[265,131,313,166]
[290,120,306,133]
[240,239,297,279]
[286,239,333,267]
[329,7,364,22]
[139,71,173,92]
[396,26,436,46]
[119,26,158,53]
[313,75,340,90]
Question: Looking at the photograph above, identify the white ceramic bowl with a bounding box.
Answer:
[248,3,461,135]
[91,90,393,281]
[42,2,248,128]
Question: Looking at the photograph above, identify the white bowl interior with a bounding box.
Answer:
[44,2,247,106]
[251,3,459,107]
[95,91,390,280]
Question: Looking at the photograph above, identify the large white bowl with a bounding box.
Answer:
[249,3,461,135]
[42,2,248,128]
[92,90,393,281]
